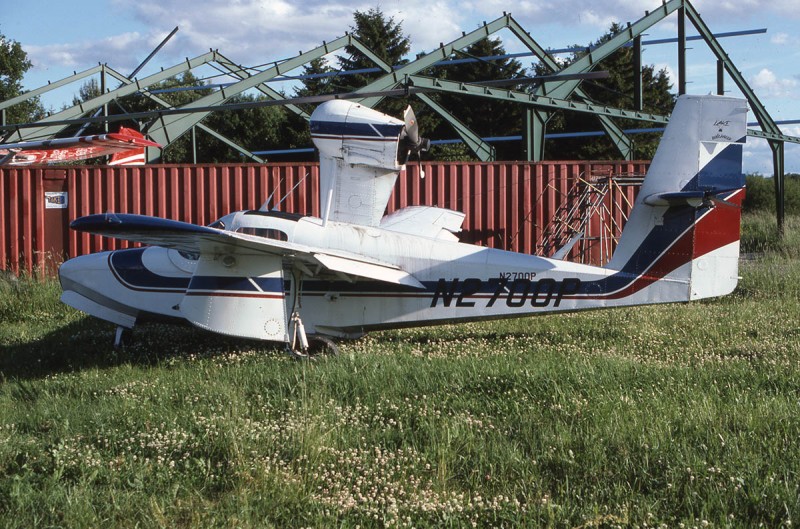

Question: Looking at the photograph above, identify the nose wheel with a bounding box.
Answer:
[114,325,133,348]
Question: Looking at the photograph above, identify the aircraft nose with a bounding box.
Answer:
[59,251,141,329]
[59,252,109,293]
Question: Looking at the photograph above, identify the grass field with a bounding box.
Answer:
[1,213,798,528]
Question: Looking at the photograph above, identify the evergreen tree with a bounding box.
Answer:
[427,37,526,160]
[539,23,675,160]
[337,8,411,116]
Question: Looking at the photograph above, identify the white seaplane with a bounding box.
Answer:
[59,94,747,354]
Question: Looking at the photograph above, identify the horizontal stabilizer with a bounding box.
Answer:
[380,206,465,241]
[644,191,707,208]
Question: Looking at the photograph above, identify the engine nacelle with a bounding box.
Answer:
[310,100,405,171]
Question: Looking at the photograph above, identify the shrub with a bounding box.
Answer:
[744,173,800,214]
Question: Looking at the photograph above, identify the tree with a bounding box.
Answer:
[337,8,411,117]
[71,78,102,107]
[294,57,336,98]
[538,23,675,160]
[426,37,526,160]
[0,30,45,127]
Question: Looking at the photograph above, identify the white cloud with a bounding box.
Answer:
[26,32,149,76]
[750,68,800,99]
[770,32,800,47]
[743,124,800,175]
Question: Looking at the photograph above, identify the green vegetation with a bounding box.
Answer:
[744,174,800,216]
[1,215,799,528]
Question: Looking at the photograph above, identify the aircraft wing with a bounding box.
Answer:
[0,127,160,166]
[70,213,425,289]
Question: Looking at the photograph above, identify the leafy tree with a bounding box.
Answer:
[201,93,293,163]
[538,23,675,160]
[0,30,44,127]
[744,174,800,214]
[71,78,102,107]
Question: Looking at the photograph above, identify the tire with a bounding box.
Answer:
[306,335,339,356]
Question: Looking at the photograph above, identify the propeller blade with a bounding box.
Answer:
[404,105,420,146]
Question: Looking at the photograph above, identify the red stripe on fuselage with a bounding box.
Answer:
[568,188,743,301]
[692,189,744,258]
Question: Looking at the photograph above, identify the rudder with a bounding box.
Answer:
[606,95,748,301]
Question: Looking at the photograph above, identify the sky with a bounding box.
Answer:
[3,0,800,174]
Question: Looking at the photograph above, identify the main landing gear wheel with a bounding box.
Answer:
[307,335,339,356]
[287,335,340,360]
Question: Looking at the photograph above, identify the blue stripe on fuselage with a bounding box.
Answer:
[109,248,190,291]
[309,120,403,138]
[188,275,283,293]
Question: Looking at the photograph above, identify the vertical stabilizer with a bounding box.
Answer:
[606,95,748,300]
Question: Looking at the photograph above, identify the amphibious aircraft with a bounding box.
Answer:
[59,94,747,354]
[0,127,160,166]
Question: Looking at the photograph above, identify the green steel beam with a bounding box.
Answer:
[634,36,643,110]
[0,64,107,113]
[213,51,310,120]
[143,34,388,157]
[356,13,632,161]
[355,14,516,109]
[102,68,265,162]
[683,2,780,135]
[534,0,683,100]
[678,6,687,95]
[525,109,547,162]
[406,75,671,123]
[683,1,786,230]
[771,141,785,235]
[505,16,634,160]
[747,129,800,144]
[6,51,220,142]
[416,92,495,160]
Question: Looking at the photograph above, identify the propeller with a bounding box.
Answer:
[403,106,430,154]
[402,105,430,178]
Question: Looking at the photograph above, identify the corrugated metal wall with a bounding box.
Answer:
[0,161,648,276]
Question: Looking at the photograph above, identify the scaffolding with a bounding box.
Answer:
[536,170,644,266]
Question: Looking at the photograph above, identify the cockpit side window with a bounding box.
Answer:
[235,227,288,241]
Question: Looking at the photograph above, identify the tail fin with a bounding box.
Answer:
[606,94,748,300]
[108,127,150,166]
